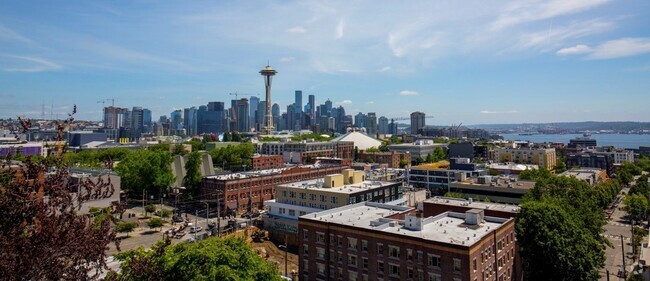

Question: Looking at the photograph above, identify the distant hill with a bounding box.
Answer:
[467,121,650,131]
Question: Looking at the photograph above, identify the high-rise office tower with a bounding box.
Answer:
[410,111,426,135]
[365,112,377,136]
[308,94,315,125]
[170,110,182,134]
[103,106,126,129]
[249,96,260,131]
[143,108,152,133]
[272,103,280,131]
[294,90,303,130]
[324,99,333,116]
[256,100,267,132]
[378,116,389,135]
[260,65,277,135]
[183,107,198,135]
[130,107,145,139]
[234,98,249,132]
[354,112,366,129]
[286,104,295,131]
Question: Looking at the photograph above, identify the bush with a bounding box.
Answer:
[155,209,172,218]
[147,218,165,230]
[144,204,156,214]
[116,222,138,236]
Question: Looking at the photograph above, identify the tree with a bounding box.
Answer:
[155,209,172,218]
[108,237,283,280]
[0,151,119,279]
[554,160,567,174]
[146,218,165,231]
[378,142,389,152]
[433,146,446,162]
[365,147,380,153]
[114,149,175,195]
[172,144,188,156]
[144,204,156,217]
[399,159,409,168]
[414,157,425,165]
[116,222,138,237]
[209,143,255,172]
[222,131,231,142]
[183,152,203,199]
[516,199,604,281]
[354,146,360,161]
[183,139,205,152]
[444,192,463,198]
[624,194,648,221]
[231,131,242,142]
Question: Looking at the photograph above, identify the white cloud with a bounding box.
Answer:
[279,56,295,62]
[0,24,32,43]
[336,19,344,39]
[376,66,391,72]
[399,90,419,96]
[480,110,519,114]
[556,44,592,55]
[491,0,611,30]
[588,38,650,59]
[515,20,612,51]
[336,99,352,105]
[2,55,63,72]
[286,26,307,33]
[366,101,375,104]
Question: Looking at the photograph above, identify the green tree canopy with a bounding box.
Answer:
[183,139,205,152]
[116,222,138,236]
[516,198,605,281]
[209,143,255,172]
[183,152,203,198]
[146,218,165,231]
[365,147,380,153]
[109,237,282,281]
[114,150,175,195]
[624,194,649,221]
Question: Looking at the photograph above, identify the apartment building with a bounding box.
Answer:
[490,148,557,169]
[251,154,284,170]
[199,163,348,215]
[264,169,402,245]
[299,202,518,281]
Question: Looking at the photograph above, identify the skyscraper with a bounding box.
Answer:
[234,98,249,132]
[256,100,267,132]
[249,96,260,131]
[294,90,303,130]
[324,99,332,115]
[354,112,366,129]
[308,94,315,125]
[183,107,198,135]
[410,111,426,135]
[103,106,126,129]
[378,116,389,135]
[170,110,182,134]
[365,112,377,136]
[143,108,152,133]
[130,107,144,139]
[272,103,280,131]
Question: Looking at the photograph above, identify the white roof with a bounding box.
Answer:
[331,131,382,150]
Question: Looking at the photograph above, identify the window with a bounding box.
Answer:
[348,238,357,250]
[378,261,384,273]
[389,246,400,258]
[300,192,306,199]
[428,273,441,281]
[309,194,316,201]
[389,264,400,276]
[317,263,325,275]
[319,195,326,202]
[428,255,440,267]
[418,270,424,281]
[331,196,338,204]
[349,272,358,281]
[348,254,357,266]
[349,197,357,204]
[289,209,295,216]
[330,234,336,244]
[338,236,343,247]
[362,240,368,252]
[316,232,325,243]
[362,257,368,269]
[303,259,309,271]
[473,258,477,271]
[279,208,286,214]
[317,247,325,259]
[417,251,423,262]
[377,243,384,255]
[299,211,306,216]
[453,258,461,273]
[303,230,309,240]
[407,249,413,260]
[408,268,414,279]
[303,245,309,255]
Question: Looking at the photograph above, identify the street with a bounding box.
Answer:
[600,185,640,281]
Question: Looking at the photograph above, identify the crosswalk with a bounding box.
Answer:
[602,234,630,241]
[608,222,629,227]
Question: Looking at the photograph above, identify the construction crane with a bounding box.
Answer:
[97,98,117,107]
[229,92,259,100]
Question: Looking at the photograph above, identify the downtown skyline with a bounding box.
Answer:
[1,0,650,124]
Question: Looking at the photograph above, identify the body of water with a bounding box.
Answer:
[499,133,650,149]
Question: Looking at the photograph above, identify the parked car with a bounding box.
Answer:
[189,226,203,233]
[172,216,184,223]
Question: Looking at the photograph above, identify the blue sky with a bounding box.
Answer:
[1,0,649,125]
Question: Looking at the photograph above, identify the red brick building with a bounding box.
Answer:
[421,197,520,219]
[199,164,349,215]
[251,154,284,170]
[299,202,517,281]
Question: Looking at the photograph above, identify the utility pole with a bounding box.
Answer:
[201,201,209,234]
[217,191,221,237]
[284,234,288,277]
[195,210,199,240]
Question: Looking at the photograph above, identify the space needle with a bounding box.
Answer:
[260,64,277,135]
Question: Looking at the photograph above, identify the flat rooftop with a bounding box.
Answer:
[278,178,397,194]
[411,161,450,170]
[302,202,511,247]
[205,163,341,180]
[454,177,536,190]
[424,196,521,213]
[559,169,604,180]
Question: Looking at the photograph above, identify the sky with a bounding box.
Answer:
[0,0,649,125]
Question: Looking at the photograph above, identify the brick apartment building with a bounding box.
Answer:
[251,154,284,170]
[199,164,349,215]
[357,151,411,168]
[299,202,517,281]
[257,140,354,162]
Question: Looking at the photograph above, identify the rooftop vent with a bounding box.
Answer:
[464,209,485,226]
